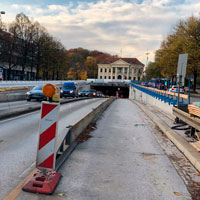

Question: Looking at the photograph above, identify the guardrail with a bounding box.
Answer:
[130,82,188,106]
[0,80,86,88]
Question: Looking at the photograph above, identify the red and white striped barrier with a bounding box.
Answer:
[36,101,59,170]
[23,101,61,194]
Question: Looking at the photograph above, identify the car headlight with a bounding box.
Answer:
[78,92,81,95]
[26,92,30,95]
[60,90,63,93]
[70,90,73,94]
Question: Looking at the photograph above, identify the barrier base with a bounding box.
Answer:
[22,170,62,194]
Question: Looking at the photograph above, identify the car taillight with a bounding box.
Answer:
[182,88,184,91]
[165,87,167,90]
[172,88,174,90]
[93,92,96,95]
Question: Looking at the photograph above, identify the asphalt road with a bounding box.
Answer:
[16,99,193,200]
[0,98,106,200]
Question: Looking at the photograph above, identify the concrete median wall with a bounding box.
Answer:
[129,85,173,115]
[0,92,26,102]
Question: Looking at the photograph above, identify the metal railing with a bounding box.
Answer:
[130,82,188,106]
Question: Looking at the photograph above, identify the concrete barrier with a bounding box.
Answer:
[55,97,115,170]
[0,92,27,102]
[129,85,173,115]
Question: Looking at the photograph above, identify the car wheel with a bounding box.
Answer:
[27,99,31,101]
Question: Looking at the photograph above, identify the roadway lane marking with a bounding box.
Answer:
[3,168,38,200]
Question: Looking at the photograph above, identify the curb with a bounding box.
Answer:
[131,99,200,173]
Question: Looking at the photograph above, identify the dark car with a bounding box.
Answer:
[26,85,47,101]
[88,89,97,97]
[60,82,78,98]
[78,90,89,97]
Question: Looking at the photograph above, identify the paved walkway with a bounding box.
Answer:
[18,99,191,200]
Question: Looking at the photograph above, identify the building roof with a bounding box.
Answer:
[99,57,144,66]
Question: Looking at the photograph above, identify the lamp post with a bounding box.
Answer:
[0,11,6,22]
[0,11,5,21]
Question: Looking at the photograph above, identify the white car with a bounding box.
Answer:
[169,85,184,94]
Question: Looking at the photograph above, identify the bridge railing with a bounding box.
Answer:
[0,80,86,88]
[130,82,188,106]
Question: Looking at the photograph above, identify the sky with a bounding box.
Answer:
[0,0,200,65]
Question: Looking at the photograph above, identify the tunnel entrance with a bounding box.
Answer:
[91,85,129,98]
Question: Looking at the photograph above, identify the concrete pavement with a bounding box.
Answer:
[132,99,200,173]
[16,99,192,200]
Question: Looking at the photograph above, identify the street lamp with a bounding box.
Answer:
[0,11,5,21]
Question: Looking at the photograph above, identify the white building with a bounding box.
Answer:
[97,58,144,81]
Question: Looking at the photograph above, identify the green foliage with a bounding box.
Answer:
[151,15,200,91]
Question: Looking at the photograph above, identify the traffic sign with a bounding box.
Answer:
[177,53,188,77]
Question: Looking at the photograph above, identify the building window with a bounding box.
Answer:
[100,76,102,79]
[105,68,107,72]
[100,68,102,72]
[134,77,136,80]
[129,68,132,73]
[113,67,115,73]
[104,76,106,79]
[138,77,140,81]
[124,68,127,73]
[109,76,111,79]
[109,68,111,73]
[113,76,115,79]
[138,69,141,73]
[134,69,137,73]
[118,68,122,73]
[129,77,131,80]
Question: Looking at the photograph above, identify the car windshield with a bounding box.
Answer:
[63,85,74,89]
[33,86,43,90]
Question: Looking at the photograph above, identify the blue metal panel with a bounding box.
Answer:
[130,82,188,106]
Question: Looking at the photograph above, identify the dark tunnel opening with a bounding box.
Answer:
[91,85,129,98]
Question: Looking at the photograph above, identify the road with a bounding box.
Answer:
[0,98,106,200]
[2,99,197,200]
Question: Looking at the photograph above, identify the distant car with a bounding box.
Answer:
[26,85,47,101]
[96,91,103,97]
[141,82,148,87]
[78,90,89,97]
[169,85,184,94]
[60,82,78,98]
[88,89,97,97]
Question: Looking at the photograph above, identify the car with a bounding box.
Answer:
[78,90,90,97]
[26,85,47,101]
[169,85,184,93]
[96,91,104,97]
[88,89,97,97]
[60,82,78,98]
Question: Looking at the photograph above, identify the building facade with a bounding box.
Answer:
[98,57,144,81]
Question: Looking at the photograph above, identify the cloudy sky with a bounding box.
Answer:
[0,0,200,64]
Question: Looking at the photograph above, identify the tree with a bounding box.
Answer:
[153,16,200,91]
[84,56,97,78]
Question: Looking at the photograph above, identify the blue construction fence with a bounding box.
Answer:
[130,81,188,106]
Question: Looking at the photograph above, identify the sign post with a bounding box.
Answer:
[177,53,188,108]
